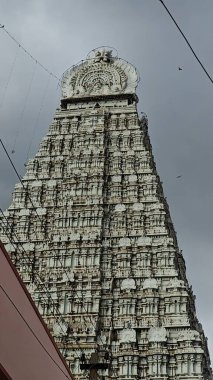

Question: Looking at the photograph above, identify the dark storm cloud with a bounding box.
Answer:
[0,0,213,357]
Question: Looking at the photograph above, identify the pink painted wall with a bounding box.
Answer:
[0,242,73,380]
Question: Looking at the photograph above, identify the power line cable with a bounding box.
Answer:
[0,282,72,379]
[0,169,106,359]
[0,24,59,81]
[0,212,104,376]
[25,74,51,162]
[0,138,26,184]
[0,32,127,377]
[0,44,20,109]
[0,210,87,359]
[12,60,37,153]
[0,137,115,375]
[0,215,68,317]
[1,139,97,322]
[158,0,213,85]
[0,139,95,317]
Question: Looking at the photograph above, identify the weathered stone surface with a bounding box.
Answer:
[120,328,137,343]
[148,326,167,342]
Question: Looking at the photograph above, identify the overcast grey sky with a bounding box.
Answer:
[1,0,213,358]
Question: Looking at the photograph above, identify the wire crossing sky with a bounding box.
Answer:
[0,23,59,80]
[0,137,114,371]
[158,0,213,85]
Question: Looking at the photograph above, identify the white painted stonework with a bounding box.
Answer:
[137,236,152,246]
[36,208,46,215]
[127,150,135,156]
[112,175,122,183]
[148,327,167,342]
[19,209,30,216]
[26,283,36,293]
[119,237,131,247]
[0,48,212,380]
[120,328,136,343]
[121,278,136,290]
[167,277,185,289]
[143,278,158,289]
[22,243,35,251]
[114,204,126,212]
[132,202,144,211]
[4,243,15,252]
[53,321,67,337]
[178,329,201,341]
[128,174,137,182]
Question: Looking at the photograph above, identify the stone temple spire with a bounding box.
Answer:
[1,47,212,380]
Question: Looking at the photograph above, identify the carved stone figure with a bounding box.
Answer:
[121,278,136,290]
[120,328,136,343]
[148,327,167,342]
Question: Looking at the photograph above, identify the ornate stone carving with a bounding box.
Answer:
[121,278,136,290]
[132,202,144,211]
[31,180,42,187]
[115,204,126,212]
[112,175,122,183]
[26,283,36,293]
[22,243,35,251]
[97,332,107,344]
[119,237,131,247]
[127,150,135,156]
[61,47,139,98]
[94,49,112,63]
[178,329,201,341]
[137,236,152,246]
[69,232,80,241]
[148,327,167,342]
[120,328,136,343]
[36,207,46,215]
[166,278,185,289]
[4,243,15,252]
[143,278,158,290]
[19,209,30,216]
[53,321,68,337]
[129,174,137,182]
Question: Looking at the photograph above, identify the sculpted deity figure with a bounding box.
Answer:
[94,49,112,63]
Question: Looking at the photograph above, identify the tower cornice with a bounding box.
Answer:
[60,93,138,108]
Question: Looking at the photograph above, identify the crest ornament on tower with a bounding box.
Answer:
[61,46,139,98]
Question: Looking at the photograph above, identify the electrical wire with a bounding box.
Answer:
[0,140,109,364]
[0,175,95,344]
[0,212,105,376]
[25,75,50,162]
[0,216,67,320]
[0,44,20,109]
[0,24,59,81]
[0,120,118,375]
[0,138,100,325]
[0,200,91,344]
[12,60,37,153]
[158,0,213,85]
[0,136,116,376]
[0,208,88,358]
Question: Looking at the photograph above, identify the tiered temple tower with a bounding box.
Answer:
[0,48,212,380]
